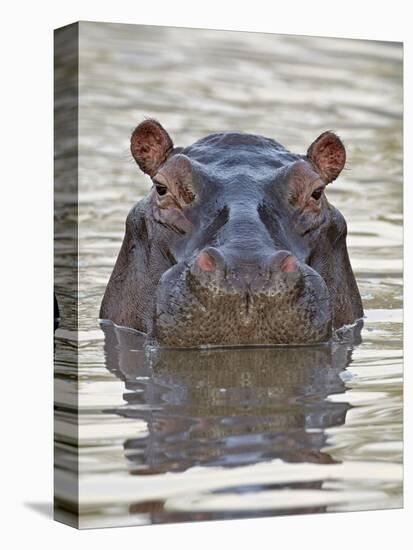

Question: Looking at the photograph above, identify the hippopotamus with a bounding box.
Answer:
[100,119,363,347]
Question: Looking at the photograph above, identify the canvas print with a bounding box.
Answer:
[54,22,403,529]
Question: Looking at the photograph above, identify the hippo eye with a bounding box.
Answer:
[154,181,168,196]
[311,187,324,201]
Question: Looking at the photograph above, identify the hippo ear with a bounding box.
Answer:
[130,119,174,177]
[306,131,346,183]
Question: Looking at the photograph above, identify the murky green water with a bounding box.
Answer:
[54,22,402,528]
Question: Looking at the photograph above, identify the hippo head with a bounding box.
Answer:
[100,120,363,347]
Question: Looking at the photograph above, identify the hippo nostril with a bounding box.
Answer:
[267,251,299,275]
[195,250,217,272]
[280,255,298,273]
[192,247,225,275]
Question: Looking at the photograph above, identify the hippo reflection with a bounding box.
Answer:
[102,322,354,474]
[100,121,363,347]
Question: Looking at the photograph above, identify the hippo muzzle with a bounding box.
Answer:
[154,246,332,347]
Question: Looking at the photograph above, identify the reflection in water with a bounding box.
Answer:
[99,322,364,522]
[102,321,353,477]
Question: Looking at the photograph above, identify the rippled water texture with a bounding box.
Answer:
[54,22,403,528]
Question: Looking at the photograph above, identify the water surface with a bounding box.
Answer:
[54,22,402,528]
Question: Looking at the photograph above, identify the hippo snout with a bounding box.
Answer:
[153,248,332,348]
[192,247,299,276]
[189,247,303,296]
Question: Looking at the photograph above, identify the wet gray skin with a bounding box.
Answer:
[100,120,363,347]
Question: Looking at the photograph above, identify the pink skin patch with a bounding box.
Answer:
[195,251,217,272]
[280,255,298,273]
